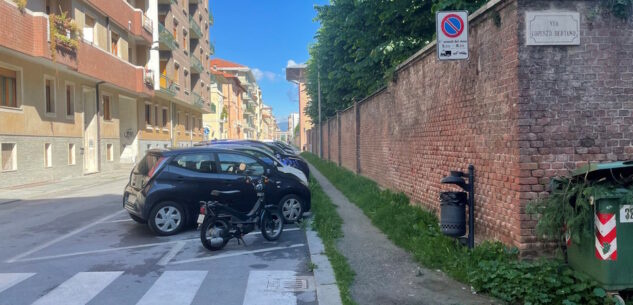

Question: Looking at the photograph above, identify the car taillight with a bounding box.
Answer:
[147,157,166,178]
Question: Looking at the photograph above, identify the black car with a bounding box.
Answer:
[209,140,310,178]
[124,147,311,236]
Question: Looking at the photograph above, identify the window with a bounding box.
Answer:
[1,143,17,171]
[154,105,159,126]
[45,77,55,114]
[182,30,187,52]
[84,15,95,43]
[162,108,168,128]
[68,143,75,165]
[102,95,111,121]
[106,144,113,161]
[65,84,74,116]
[111,32,120,57]
[145,103,151,126]
[217,153,264,176]
[0,67,17,108]
[171,153,216,173]
[44,143,52,168]
[172,21,178,41]
[185,113,189,131]
[174,64,180,84]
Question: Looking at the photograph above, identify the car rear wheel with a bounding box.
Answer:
[280,195,304,223]
[148,201,186,236]
[129,213,146,224]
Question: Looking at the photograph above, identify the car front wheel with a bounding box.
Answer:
[148,201,186,236]
[280,195,304,223]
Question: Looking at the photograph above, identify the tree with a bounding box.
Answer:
[305,0,486,121]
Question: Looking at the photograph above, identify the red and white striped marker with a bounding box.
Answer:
[595,212,617,261]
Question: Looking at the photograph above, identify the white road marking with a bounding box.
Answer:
[157,241,187,266]
[31,272,123,305]
[242,270,297,305]
[169,244,306,265]
[6,210,126,263]
[107,219,134,223]
[14,238,198,263]
[135,271,207,305]
[0,273,35,294]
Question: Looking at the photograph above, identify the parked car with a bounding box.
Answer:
[209,140,310,179]
[123,147,311,235]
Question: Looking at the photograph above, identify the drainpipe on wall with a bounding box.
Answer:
[170,101,174,146]
[95,81,105,172]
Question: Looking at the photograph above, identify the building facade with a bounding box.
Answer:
[0,0,213,188]
[208,58,262,140]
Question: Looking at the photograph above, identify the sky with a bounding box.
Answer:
[210,0,329,131]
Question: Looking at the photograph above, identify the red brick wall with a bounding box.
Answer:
[340,108,356,172]
[314,0,633,252]
[329,116,339,164]
[321,121,328,159]
[0,1,48,58]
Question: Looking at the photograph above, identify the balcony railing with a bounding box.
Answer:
[190,54,204,73]
[210,102,217,113]
[158,23,177,50]
[143,13,153,34]
[160,75,176,96]
[210,41,215,55]
[191,92,204,108]
[209,10,214,25]
[246,103,256,114]
[189,15,203,38]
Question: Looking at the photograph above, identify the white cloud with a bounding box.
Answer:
[287,59,298,67]
[252,68,277,82]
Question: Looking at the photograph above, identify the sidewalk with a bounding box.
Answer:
[0,167,132,204]
[309,164,498,305]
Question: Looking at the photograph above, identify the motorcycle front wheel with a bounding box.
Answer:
[261,210,284,241]
[200,216,230,251]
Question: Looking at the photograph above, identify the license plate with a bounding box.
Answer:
[197,214,205,224]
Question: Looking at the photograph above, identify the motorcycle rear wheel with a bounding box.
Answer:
[200,216,230,251]
[261,210,284,241]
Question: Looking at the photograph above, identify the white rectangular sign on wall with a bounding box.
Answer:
[526,12,581,46]
[436,11,469,61]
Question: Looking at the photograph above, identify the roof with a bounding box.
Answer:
[210,58,246,69]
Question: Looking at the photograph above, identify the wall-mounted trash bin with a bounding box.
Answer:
[440,191,467,237]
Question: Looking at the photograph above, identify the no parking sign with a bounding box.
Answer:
[437,11,469,61]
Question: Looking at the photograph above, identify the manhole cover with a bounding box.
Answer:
[266,276,312,292]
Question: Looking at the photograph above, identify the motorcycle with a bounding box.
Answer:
[198,169,284,251]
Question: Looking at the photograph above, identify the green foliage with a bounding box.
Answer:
[305,0,487,121]
[601,0,633,20]
[309,177,356,305]
[49,10,80,60]
[303,152,615,305]
[12,0,27,11]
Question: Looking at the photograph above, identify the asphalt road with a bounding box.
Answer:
[0,176,317,305]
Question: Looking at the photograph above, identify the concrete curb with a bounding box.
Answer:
[304,219,344,305]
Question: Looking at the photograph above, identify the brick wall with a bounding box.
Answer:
[340,108,356,172]
[329,115,339,164]
[309,0,633,253]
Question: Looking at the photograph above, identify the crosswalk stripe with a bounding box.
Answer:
[242,270,297,305]
[0,273,35,294]
[136,271,207,305]
[31,271,123,305]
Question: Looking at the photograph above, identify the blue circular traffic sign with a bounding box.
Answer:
[441,14,465,38]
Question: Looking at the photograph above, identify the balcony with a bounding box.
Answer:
[190,54,204,73]
[84,0,151,44]
[209,10,214,26]
[160,75,176,96]
[189,15,203,39]
[159,23,178,50]
[191,92,204,108]
[210,41,215,55]
[210,102,217,114]
[142,13,153,34]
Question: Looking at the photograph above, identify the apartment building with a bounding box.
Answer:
[0,0,213,188]
[260,105,275,140]
[208,58,262,140]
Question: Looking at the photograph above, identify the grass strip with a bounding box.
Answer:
[303,152,616,305]
[308,176,357,305]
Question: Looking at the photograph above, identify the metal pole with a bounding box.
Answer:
[318,70,322,158]
[468,164,475,249]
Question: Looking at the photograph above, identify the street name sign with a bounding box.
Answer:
[436,11,469,61]
[526,12,580,45]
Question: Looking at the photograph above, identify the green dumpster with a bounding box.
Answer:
[567,190,633,291]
